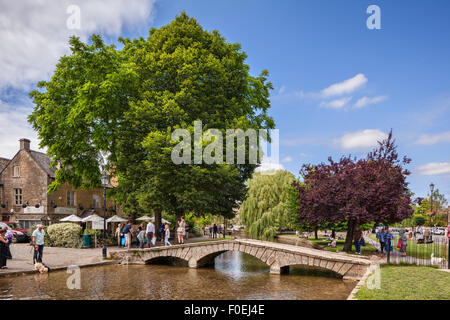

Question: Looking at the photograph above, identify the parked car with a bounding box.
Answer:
[433,227,446,235]
[0,222,30,243]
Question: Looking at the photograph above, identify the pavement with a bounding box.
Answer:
[0,235,214,276]
[0,243,110,276]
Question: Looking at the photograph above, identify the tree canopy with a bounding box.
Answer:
[240,170,297,240]
[29,12,274,222]
[294,131,414,251]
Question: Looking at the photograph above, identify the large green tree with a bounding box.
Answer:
[240,170,297,240]
[29,12,274,224]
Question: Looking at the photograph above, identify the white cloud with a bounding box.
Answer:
[0,0,156,90]
[320,97,352,109]
[255,160,284,174]
[282,156,293,163]
[417,162,450,175]
[336,129,388,150]
[416,131,450,145]
[321,73,367,97]
[354,95,388,108]
[278,85,286,95]
[0,103,44,158]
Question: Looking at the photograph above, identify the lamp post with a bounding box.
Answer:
[101,172,109,259]
[430,183,435,227]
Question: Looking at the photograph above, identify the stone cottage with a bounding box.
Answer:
[0,138,118,229]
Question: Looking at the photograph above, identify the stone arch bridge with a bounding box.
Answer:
[110,239,371,280]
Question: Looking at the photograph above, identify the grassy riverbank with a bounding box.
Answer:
[355,265,450,300]
[308,237,377,256]
[369,234,448,259]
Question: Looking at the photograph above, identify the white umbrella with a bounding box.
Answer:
[106,215,128,223]
[136,215,152,221]
[81,214,104,222]
[59,214,82,222]
[150,216,171,224]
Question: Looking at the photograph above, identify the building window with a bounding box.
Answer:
[13,166,20,177]
[14,188,22,205]
[67,191,75,206]
[93,194,100,208]
[19,220,41,230]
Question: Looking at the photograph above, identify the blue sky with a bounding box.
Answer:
[1,0,450,202]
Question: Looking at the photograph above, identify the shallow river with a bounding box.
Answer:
[0,251,355,300]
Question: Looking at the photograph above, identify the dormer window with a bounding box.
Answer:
[13,166,20,177]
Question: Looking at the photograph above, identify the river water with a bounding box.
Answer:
[0,252,355,300]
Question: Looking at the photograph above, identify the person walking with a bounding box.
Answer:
[400,228,408,256]
[376,229,385,253]
[384,228,394,253]
[135,224,144,248]
[146,220,155,248]
[177,218,184,244]
[137,226,146,249]
[164,224,171,246]
[32,224,45,264]
[213,224,218,239]
[115,223,123,248]
[5,228,13,259]
[160,224,165,244]
[182,216,188,241]
[353,226,363,255]
[0,228,8,269]
[122,221,132,250]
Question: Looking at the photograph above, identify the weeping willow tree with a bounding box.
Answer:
[240,170,297,240]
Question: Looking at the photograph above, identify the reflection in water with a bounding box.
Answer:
[0,251,355,300]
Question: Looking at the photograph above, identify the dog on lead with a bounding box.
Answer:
[34,262,49,273]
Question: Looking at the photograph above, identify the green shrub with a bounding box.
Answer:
[192,224,203,237]
[47,223,82,248]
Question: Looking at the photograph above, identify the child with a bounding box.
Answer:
[164,224,171,246]
[137,227,146,249]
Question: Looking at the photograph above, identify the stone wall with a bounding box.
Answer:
[0,149,48,221]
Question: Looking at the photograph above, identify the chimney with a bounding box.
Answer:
[19,138,31,151]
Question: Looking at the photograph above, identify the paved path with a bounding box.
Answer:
[0,235,213,276]
[0,243,107,276]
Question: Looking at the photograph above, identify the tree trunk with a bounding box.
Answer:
[331,229,336,239]
[314,226,318,240]
[154,210,162,240]
[344,220,356,252]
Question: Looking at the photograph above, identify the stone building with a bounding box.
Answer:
[0,138,118,229]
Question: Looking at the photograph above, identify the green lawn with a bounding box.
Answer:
[356,265,450,300]
[369,234,449,259]
[309,237,377,256]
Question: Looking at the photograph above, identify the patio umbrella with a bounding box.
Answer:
[136,215,152,221]
[106,215,128,223]
[149,216,171,224]
[81,214,104,222]
[59,214,82,222]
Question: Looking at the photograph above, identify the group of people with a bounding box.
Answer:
[0,224,46,271]
[115,217,189,249]
[204,223,223,238]
[376,227,409,256]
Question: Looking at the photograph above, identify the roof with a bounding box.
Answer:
[29,150,56,178]
[0,157,10,174]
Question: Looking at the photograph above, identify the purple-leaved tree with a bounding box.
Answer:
[294,131,414,252]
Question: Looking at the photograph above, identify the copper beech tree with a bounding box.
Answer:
[294,132,414,252]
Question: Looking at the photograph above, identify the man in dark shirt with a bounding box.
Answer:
[353,226,363,255]
[122,222,132,249]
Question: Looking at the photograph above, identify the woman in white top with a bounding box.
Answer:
[164,224,171,246]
